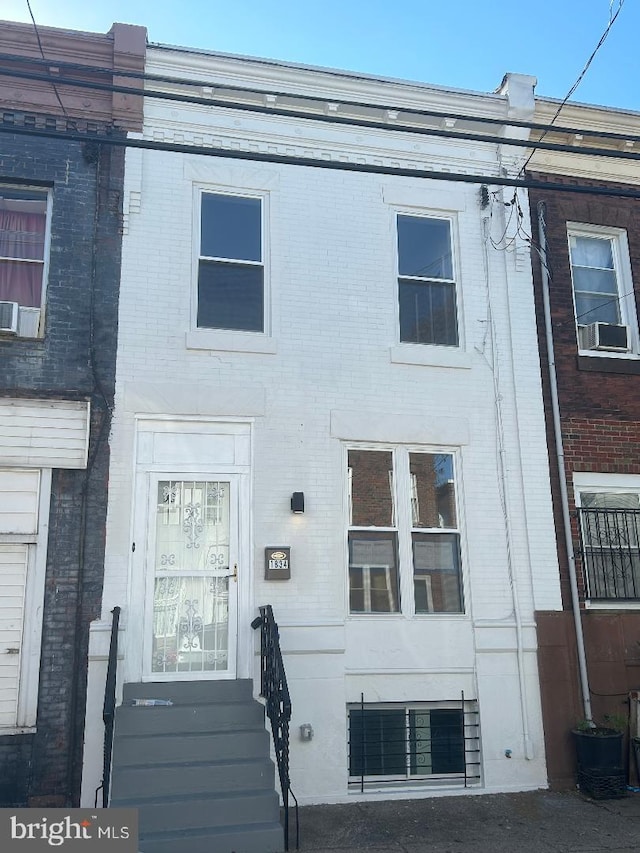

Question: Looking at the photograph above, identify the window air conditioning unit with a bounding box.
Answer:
[583,322,630,352]
[0,301,18,334]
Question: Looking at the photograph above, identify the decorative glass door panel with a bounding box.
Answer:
[151,479,236,676]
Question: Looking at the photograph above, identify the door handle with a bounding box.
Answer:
[225,564,238,582]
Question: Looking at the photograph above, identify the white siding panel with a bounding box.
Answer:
[0,400,89,469]
[0,545,27,727]
[0,470,40,534]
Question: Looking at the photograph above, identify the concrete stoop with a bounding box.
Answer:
[109,679,284,853]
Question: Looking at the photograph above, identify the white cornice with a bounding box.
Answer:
[146,47,513,125]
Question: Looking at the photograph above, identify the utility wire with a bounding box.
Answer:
[4,120,640,200]
[2,48,639,146]
[25,0,68,116]
[3,64,640,165]
[522,0,625,174]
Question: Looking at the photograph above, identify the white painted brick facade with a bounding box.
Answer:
[81,53,561,804]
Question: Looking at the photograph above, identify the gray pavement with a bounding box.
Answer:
[293,790,640,852]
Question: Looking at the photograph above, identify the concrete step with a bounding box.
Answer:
[139,821,284,853]
[122,679,254,705]
[114,729,270,767]
[111,790,281,833]
[111,758,276,800]
[114,700,264,736]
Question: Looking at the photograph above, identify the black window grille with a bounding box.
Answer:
[348,693,480,790]
[579,508,640,600]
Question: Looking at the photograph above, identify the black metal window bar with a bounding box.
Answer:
[348,692,480,792]
[95,605,121,808]
[579,508,640,600]
[251,605,299,851]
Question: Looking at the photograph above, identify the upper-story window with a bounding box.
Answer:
[568,224,637,356]
[0,186,49,338]
[197,192,264,333]
[397,214,458,346]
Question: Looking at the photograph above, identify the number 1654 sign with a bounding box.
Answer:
[265,547,291,580]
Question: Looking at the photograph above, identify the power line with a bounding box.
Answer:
[2,48,639,146]
[2,65,640,165]
[521,0,626,174]
[24,0,68,117]
[3,120,640,199]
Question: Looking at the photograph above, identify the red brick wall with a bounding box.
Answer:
[528,174,640,787]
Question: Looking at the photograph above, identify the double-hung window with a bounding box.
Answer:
[197,192,264,333]
[347,448,463,615]
[397,214,458,346]
[568,225,637,354]
[0,186,49,337]
[576,485,640,601]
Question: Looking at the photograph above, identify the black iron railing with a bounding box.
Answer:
[579,508,640,600]
[348,691,481,792]
[252,605,298,851]
[95,605,121,808]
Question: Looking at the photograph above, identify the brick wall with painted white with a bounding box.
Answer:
[82,51,561,804]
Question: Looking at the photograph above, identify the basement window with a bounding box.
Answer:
[348,699,480,789]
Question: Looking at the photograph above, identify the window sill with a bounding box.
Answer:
[585,600,640,610]
[186,329,277,354]
[390,345,471,369]
[0,726,36,738]
[577,353,640,375]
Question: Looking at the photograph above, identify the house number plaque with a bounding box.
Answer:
[265,547,291,580]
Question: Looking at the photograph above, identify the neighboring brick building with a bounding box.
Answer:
[0,20,144,805]
[527,101,640,787]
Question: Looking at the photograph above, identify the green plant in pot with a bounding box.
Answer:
[572,714,627,800]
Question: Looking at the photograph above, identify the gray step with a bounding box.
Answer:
[139,821,284,853]
[111,758,276,800]
[122,679,254,705]
[112,790,280,832]
[113,729,270,766]
[114,700,264,736]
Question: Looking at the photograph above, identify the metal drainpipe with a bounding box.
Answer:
[536,201,592,721]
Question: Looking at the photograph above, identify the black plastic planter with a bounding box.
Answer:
[572,728,625,799]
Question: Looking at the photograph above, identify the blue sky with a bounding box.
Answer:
[3,0,639,112]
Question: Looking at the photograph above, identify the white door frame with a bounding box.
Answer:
[127,465,252,683]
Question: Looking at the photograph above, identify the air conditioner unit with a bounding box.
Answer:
[583,322,630,352]
[0,301,18,334]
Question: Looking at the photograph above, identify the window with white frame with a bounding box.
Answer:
[197,191,264,332]
[576,481,640,601]
[0,186,50,338]
[397,214,458,346]
[347,448,463,615]
[568,225,637,355]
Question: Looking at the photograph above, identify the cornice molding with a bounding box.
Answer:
[146,48,514,128]
[142,121,504,179]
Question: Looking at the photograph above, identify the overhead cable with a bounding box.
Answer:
[521,0,626,173]
[2,65,640,164]
[3,121,640,199]
[2,49,638,146]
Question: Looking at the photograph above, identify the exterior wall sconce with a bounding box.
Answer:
[291,492,305,514]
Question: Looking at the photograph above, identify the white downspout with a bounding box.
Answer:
[536,200,593,721]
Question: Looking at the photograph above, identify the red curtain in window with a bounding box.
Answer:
[0,210,46,306]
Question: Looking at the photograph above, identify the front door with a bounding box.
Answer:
[143,476,238,680]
